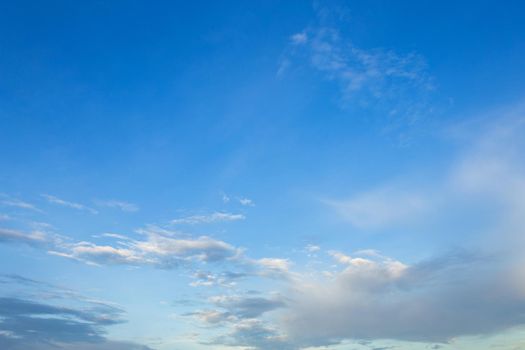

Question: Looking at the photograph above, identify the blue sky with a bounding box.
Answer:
[1,1,525,349]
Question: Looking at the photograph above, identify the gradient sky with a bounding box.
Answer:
[1,1,525,349]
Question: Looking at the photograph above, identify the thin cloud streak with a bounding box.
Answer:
[171,212,245,225]
[41,194,98,214]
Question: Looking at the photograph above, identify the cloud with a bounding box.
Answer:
[171,212,245,225]
[189,270,247,288]
[238,197,255,207]
[282,13,435,138]
[305,244,321,253]
[209,318,293,350]
[276,111,525,348]
[290,26,431,100]
[50,226,242,268]
[209,294,286,319]
[0,196,41,212]
[254,258,293,279]
[190,309,233,325]
[41,194,98,214]
[0,228,48,245]
[0,276,152,350]
[97,233,132,240]
[282,251,525,347]
[326,187,429,229]
[290,32,308,45]
[95,200,139,212]
[188,294,285,327]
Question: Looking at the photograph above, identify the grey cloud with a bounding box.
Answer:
[0,277,152,350]
[0,297,120,345]
[190,270,249,288]
[206,319,294,350]
[193,294,291,349]
[0,228,48,245]
[210,295,286,319]
[0,338,152,350]
[283,252,525,347]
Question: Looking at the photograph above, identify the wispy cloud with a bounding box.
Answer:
[238,197,255,207]
[0,228,48,245]
[41,194,98,214]
[0,196,41,212]
[49,226,243,268]
[286,26,432,102]
[290,32,308,45]
[171,212,245,225]
[95,199,139,212]
[327,186,429,229]
[281,11,436,140]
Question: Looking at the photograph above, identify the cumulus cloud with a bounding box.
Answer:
[171,212,245,225]
[195,293,291,350]
[209,318,293,350]
[277,112,525,348]
[41,194,98,214]
[282,251,525,347]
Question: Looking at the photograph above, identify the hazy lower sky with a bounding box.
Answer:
[1,1,525,349]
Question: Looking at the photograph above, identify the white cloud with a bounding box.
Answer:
[42,194,98,214]
[98,233,132,240]
[290,32,308,44]
[282,20,435,138]
[1,197,41,212]
[51,226,242,268]
[256,258,290,272]
[305,244,321,253]
[238,197,255,207]
[171,212,245,225]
